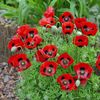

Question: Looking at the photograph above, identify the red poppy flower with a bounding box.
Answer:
[73,35,88,47]
[39,17,56,28]
[62,22,74,35]
[74,62,93,79]
[25,35,42,49]
[16,24,30,40]
[96,55,100,70]
[40,61,58,76]
[59,12,74,23]
[8,54,18,67]
[35,49,48,62]
[8,35,24,52]
[42,45,57,58]
[27,28,38,38]
[81,22,98,36]
[74,18,87,29]
[44,6,55,18]
[8,53,31,72]
[57,74,75,91]
[57,53,74,69]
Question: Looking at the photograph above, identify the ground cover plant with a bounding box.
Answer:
[7,5,100,100]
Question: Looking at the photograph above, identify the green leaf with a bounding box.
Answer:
[49,0,57,6]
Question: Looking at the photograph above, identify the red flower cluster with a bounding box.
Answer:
[60,12,97,47]
[35,45,57,62]
[8,6,98,92]
[39,6,55,28]
[38,7,97,92]
[39,9,98,47]
[8,25,43,71]
[8,25,42,51]
[8,54,31,72]
[56,62,93,91]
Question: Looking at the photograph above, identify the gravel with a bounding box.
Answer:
[0,62,19,100]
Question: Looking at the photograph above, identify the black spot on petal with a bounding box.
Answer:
[69,79,72,84]
[18,58,23,62]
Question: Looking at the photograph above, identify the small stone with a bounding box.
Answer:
[4,75,9,82]
[0,81,4,89]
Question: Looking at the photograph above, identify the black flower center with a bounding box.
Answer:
[21,61,26,66]
[29,31,34,37]
[63,80,68,85]
[48,52,52,56]
[62,59,69,65]
[47,68,53,73]
[27,41,34,46]
[44,50,52,56]
[80,67,85,75]
[83,25,92,32]
[47,64,54,73]
[64,17,69,22]
[17,47,21,51]
[43,64,54,74]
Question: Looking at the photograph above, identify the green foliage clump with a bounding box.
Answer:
[16,27,100,100]
[0,0,100,27]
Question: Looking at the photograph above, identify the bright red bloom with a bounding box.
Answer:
[73,35,88,47]
[8,35,24,52]
[81,22,98,36]
[27,28,38,38]
[62,22,74,35]
[16,24,30,40]
[44,6,55,18]
[59,12,74,23]
[39,17,56,28]
[40,61,58,76]
[74,62,93,79]
[57,53,74,69]
[42,45,58,58]
[57,74,75,91]
[8,54,18,67]
[35,49,48,62]
[96,55,100,70]
[8,53,31,72]
[25,35,42,49]
[74,18,87,29]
